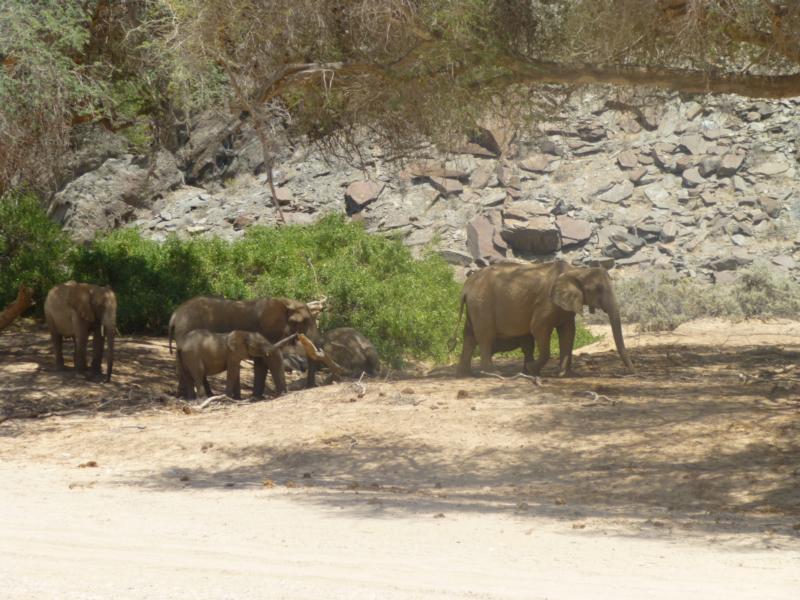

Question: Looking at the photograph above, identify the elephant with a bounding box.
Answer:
[44,281,117,382]
[455,260,633,377]
[177,329,288,399]
[169,296,319,397]
[287,327,380,387]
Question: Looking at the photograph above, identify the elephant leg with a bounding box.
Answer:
[476,331,496,374]
[89,326,104,379]
[529,324,554,376]
[456,325,477,377]
[306,360,318,388]
[252,356,267,398]
[188,366,207,400]
[556,319,576,377]
[176,352,190,398]
[73,320,89,373]
[51,332,65,371]
[225,360,241,400]
[520,337,536,375]
[203,377,213,398]
[266,350,287,396]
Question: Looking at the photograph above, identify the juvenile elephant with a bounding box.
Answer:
[177,330,285,399]
[169,296,319,397]
[296,327,380,387]
[44,281,117,382]
[455,261,633,377]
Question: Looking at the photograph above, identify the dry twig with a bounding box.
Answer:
[479,371,542,386]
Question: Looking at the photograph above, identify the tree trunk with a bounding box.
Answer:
[0,285,34,332]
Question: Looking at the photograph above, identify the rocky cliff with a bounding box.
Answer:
[50,88,800,283]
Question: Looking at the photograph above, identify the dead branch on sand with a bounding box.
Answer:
[479,371,542,386]
[0,284,34,332]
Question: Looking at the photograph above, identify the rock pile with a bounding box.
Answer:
[51,88,800,282]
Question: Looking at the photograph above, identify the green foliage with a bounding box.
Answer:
[0,192,72,309]
[71,215,463,366]
[615,268,800,332]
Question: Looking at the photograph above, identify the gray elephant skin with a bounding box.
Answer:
[44,281,117,382]
[286,327,380,387]
[169,296,318,397]
[178,329,280,399]
[455,261,633,376]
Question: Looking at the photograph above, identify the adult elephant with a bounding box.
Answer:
[44,281,117,382]
[169,296,320,397]
[455,261,633,377]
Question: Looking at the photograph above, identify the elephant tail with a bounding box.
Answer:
[447,294,466,352]
[168,313,175,354]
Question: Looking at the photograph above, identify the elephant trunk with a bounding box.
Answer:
[605,299,634,373]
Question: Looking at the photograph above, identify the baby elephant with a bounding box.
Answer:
[177,330,280,400]
[306,327,380,387]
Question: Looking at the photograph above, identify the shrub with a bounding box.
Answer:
[0,191,72,310]
[615,266,800,331]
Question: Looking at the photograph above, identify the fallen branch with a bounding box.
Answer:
[0,284,34,332]
[198,394,231,410]
[479,371,542,386]
[353,372,367,398]
[298,333,344,376]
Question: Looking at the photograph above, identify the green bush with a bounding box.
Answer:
[0,191,72,310]
[2,201,597,366]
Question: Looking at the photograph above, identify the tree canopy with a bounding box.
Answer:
[2,0,799,194]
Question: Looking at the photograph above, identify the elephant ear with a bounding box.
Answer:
[226,331,248,358]
[552,274,584,314]
[67,285,95,323]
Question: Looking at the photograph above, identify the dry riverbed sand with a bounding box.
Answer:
[1,319,799,599]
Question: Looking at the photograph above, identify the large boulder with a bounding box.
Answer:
[50,152,183,243]
[344,180,384,215]
[500,215,560,255]
[466,214,507,261]
[556,216,593,248]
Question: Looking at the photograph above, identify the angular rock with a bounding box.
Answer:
[556,216,593,248]
[595,180,634,204]
[439,249,474,266]
[344,180,384,214]
[50,152,184,243]
[628,166,648,184]
[758,196,783,218]
[402,162,469,180]
[466,215,506,260]
[678,134,707,155]
[495,164,520,189]
[519,154,556,174]
[578,123,606,142]
[772,255,797,269]
[749,157,790,176]
[682,168,705,188]
[659,221,678,243]
[470,166,493,189]
[616,150,639,169]
[685,103,703,121]
[232,214,255,230]
[644,185,670,206]
[429,177,463,196]
[501,217,561,255]
[698,157,721,178]
[480,189,507,207]
[503,200,550,220]
[717,152,746,178]
[274,187,293,205]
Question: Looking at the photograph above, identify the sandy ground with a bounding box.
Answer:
[1,318,799,599]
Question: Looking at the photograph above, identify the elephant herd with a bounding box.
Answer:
[40,261,633,398]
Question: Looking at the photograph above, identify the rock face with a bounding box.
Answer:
[50,152,183,242]
[53,90,800,284]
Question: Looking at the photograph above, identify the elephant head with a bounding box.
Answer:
[552,267,634,372]
[284,299,320,341]
[68,283,117,381]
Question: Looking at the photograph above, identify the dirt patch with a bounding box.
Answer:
[2,319,799,543]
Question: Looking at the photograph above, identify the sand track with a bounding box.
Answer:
[1,319,799,599]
